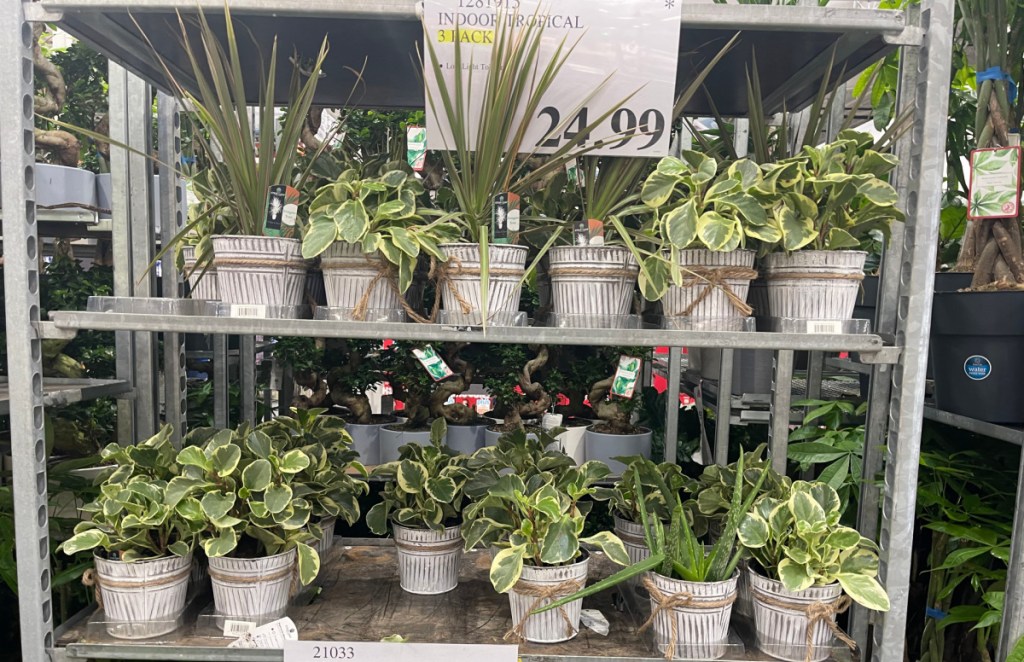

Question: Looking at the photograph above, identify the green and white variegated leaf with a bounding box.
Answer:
[265,484,293,515]
[775,204,817,252]
[279,449,311,474]
[836,573,890,611]
[581,531,630,566]
[176,446,212,472]
[696,211,742,252]
[789,490,825,526]
[164,476,207,508]
[389,227,419,258]
[727,159,762,188]
[662,200,698,249]
[335,199,370,243]
[680,150,716,185]
[167,540,192,557]
[856,178,899,206]
[426,476,458,504]
[397,460,429,494]
[716,192,767,226]
[246,431,273,460]
[200,491,236,521]
[365,501,390,536]
[296,542,321,586]
[60,529,108,555]
[301,219,339,259]
[737,513,770,548]
[211,444,241,477]
[641,171,679,209]
[490,544,527,594]
[539,517,579,565]
[825,228,860,250]
[242,459,273,493]
[777,558,815,591]
[638,255,670,301]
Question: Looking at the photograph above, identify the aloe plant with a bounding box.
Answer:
[366,419,471,533]
[737,480,890,612]
[166,425,323,586]
[300,165,461,292]
[59,426,200,561]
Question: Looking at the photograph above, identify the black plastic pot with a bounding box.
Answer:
[930,290,1024,424]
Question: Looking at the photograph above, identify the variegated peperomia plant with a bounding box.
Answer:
[592,455,688,524]
[59,425,201,561]
[737,480,890,612]
[366,419,471,533]
[167,425,322,586]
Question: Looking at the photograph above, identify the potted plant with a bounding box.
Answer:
[152,7,329,309]
[428,343,495,454]
[737,480,890,662]
[167,425,322,620]
[378,341,447,462]
[627,154,771,323]
[423,15,625,326]
[300,164,460,321]
[540,450,767,659]
[257,408,368,562]
[541,346,607,463]
[58,426,199,639]
[479,345,552,446]
[321,339,395,464]
[462,460,629,643]
[757,131,903,322]
[366,419,471,594]
[583,348,652,474]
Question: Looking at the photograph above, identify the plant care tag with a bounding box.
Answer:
[580,609,610,636]
[412,345,454,381]
[284,641,518,662]
[541,412,564,430]
[573,219,605,246]
[229,617,298,648]
[565,159,583,186]
[264,185,300,237]
[611,355,642,399]
[492,192,520,244]
[407,126,427,171]
[968,146,1022,219]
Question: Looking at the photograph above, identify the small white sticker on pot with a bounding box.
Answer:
[964,355,992,381]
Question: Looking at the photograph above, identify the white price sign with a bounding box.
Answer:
[423,0,683,157]
[284,642,518,662]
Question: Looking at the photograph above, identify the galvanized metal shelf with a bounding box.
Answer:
[922,405,1024,446]
[33,1,914,115]
[0,378,131,415]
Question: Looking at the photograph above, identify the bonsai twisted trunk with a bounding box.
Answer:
[589,376,635,435]
[33,24,80,167]
[430,343,477,425]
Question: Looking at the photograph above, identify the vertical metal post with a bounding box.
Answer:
[769,350,794,475]
[213,334,230,429]
[714,349,734,466]
[240,336,256,426]
[805,351,824,402]
[1,6,54,660]
[872,1,955,661]
[108,63,135,444]
[158,92,187,443]
[126,72,157,437]
[664,346,682,464]
[1000,453,1024,660]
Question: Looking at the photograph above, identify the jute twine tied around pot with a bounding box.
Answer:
[763,271,864,282]
[750,587,856,662]
[675,267,758,318]
[212,257,309,270]
[503,578,583,642]
[82,565,192,611]
[639,575,737,660]
[207,561,303,598]
[432,256,525,320]
[547,266,639,279]
[323,255,434,323]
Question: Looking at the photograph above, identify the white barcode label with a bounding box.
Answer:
[230,304,267,319]
[807,320,843,334]
[223,619,256,637]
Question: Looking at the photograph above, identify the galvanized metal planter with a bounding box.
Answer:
[320,242,404,315]
[439,244,527,325]
[547,246,638,325]
[393,524,463,595]
[646,570,738,660]
[761,250,867,321]
[181,244,219,301]
[507,554,589,643]
[661,249,757,320]
[208,548,296,619]
[211,236,309,307]
[92,552,192,639]
[749,568,844,662]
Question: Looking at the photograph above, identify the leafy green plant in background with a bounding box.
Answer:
[593,456,688,524]
[786,399,867,519]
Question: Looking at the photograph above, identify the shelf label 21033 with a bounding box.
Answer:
[423,0,683,157]
[284,642,518,662]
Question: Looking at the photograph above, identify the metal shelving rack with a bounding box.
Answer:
[0,1,957,661]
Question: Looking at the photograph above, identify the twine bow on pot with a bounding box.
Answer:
[676,267,758,318]
[503,578,583,643]
[751,588,856,662]
[639,575,737,660]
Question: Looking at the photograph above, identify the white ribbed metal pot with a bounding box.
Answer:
[315,516,337,563]
[508,554,589,643]
[647,570,738,660]
[208,548,296,619]
[393,523,463,594]
[439,244,527,325]
[761,250,867,321]
[211,236,309,307]
[320,242,404,315]
[749,568,844,662]
[92,552,192,639]
[661,249,756,319]
[379,425,434,463]
[548,246,638,325]
[584,426,652,475]
[614,516,649,595]
[181,245,219,301]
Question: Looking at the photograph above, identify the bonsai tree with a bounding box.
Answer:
[167,425,322,586]
[545,345,607,420]
[59,426,199,561]
[428,342,485,426]
[323,339,387,425]
[737,480,890,612]
[381,341,440,430]
[587,347,651,435]
[479,344,552,432]
[366,419,471,534]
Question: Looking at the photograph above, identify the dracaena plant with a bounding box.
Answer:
[737,480,891,612]
[300,165,461,292]
[58,425,200,561]
[465,463,630,594]
[757,131,904,253]
[616,154,775,301]
[257,408,369,529]
[167,425,322,586]
[592,456,688,524]
[366,419,471,533]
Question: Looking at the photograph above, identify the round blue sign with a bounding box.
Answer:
[963,355,992,381]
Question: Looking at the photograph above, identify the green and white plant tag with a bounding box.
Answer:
[610,355,642,399]
[412,345,454,381]
[407,126,427,171]
[968,146,1021,219]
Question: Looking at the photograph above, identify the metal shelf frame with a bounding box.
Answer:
[0,2,958,662]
